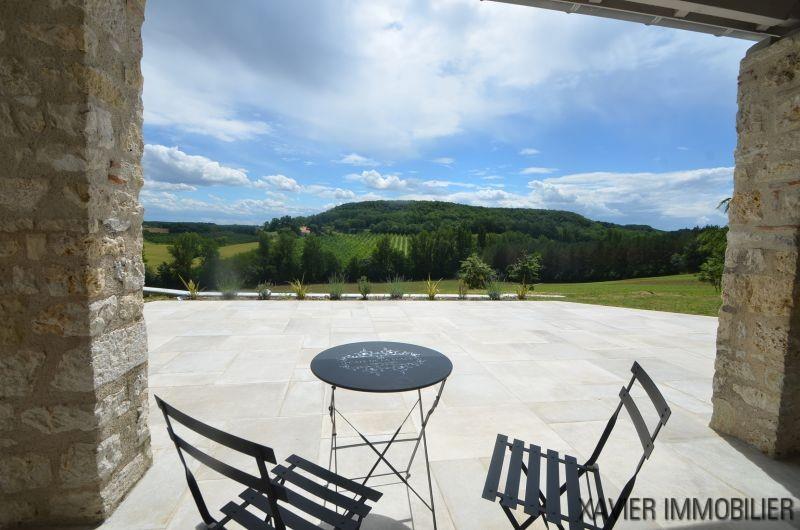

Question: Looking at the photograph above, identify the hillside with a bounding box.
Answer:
[290,200,658,241]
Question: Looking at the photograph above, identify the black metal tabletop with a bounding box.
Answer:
[310,341,452,393]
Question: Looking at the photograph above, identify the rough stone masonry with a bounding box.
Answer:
[0,0,151,526]
[711,32,800,458]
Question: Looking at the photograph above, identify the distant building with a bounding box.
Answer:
[299,225,311,235]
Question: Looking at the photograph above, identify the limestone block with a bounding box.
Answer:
[21,405,96,434]
[0,403,14,430]
[0,177,49,212]
[60,435,122,486]
[51,321,147,391]
[0,454,52,494]
[0,350,45,397]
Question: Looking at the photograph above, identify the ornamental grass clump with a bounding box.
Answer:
[486,280,503,300]
[515,282,530,300]
[290,277,309,300]
[457,278,468,300]
[357,276,371,300]
[179,276,201,300]
[328,274,345,300]
[425,276,442,300]
[388,275,405,300]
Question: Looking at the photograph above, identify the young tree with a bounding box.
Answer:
[459,253,495,288]
[301,235,325,282]
[168,232,202,282]
[273,229,298,282]
[507,253,543,284]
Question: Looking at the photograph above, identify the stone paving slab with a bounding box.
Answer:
[99,300,800,530]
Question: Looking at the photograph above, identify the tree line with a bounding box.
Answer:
[145,224,727,291]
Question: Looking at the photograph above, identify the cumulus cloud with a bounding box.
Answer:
[142,0,748,154]
[336,153,380,166]
[305,185,357,200]
[254,174,302,192]
[346,170,409,190]
[520,167,557,175]
[143,144,251,187]
[519,148,540,155]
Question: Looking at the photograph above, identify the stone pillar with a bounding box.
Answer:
[711,32,800,458]
[0,0,151,526]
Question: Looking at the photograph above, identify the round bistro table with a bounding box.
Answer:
[311,341,452,529]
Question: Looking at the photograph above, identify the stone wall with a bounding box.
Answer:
[711,32,800,458]
[0,0,151,525]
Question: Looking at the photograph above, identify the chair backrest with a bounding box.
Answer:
[585,362,671,529]
[155,396,288,529]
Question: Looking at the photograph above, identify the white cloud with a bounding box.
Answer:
[140,190,315,223]
[254,174,302,192]
[305,185,357,200]
[336,153,380,166]
[143,144,251,187]
[482,175,503,180]
[520,167,557,175]
[142,180,198,192]
[346,170,409,190]
[142,1,749,154]
[519,148,540,155]
[432,157,455,165]
[399,166,732,228]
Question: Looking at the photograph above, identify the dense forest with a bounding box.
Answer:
[144,201,727,290]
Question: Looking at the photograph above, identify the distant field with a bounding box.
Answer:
[267,274,721,316]
[145,233,409,268]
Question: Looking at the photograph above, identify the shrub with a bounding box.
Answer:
[357,276,371,300]
[328,274,345,300]
[289,278,309,300]
[179,276,201,300]
[457,278,468,300]
[486,280,502,300]
[256,282,272,300]
[507,253,542,285]
[388,275,405,300]
[459,254,495,289]
[425,276,442,300]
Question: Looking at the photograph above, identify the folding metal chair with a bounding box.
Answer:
[156,396,382,529]
[481,361,671,530]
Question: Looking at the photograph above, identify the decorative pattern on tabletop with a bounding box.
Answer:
[339,346,426,376]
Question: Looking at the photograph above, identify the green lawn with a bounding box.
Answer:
[266,274,721,316]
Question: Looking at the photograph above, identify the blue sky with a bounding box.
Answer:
[140,0,751,230]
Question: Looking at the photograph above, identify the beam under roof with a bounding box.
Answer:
[486,0,800,41]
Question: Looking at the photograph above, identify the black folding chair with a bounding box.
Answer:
[156,396,382,529]
[481,361,671,530]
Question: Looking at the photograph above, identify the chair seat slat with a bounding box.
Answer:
[501,439,524,508]
[220,501,275,529]
[523,444,542,516]
[240,489,323,530]
[482,434,508,501]
[564,455,582,530]
[272,464,371,517]
[546,449,561,523]
[286,454,382,502]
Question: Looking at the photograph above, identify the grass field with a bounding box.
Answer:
[144,233,409,267]
[267,274,721,316]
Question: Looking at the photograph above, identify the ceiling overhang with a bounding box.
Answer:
[486,0,800,41]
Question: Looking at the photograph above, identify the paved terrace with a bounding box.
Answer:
[102,301,800,530]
